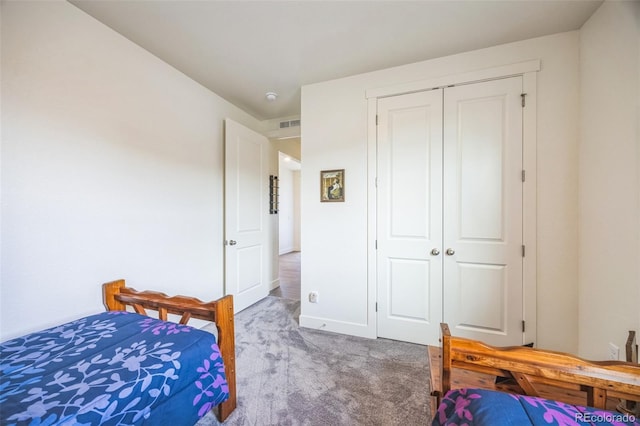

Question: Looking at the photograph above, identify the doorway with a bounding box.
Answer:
[271,151,301,300]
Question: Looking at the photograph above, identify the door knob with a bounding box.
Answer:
[446,248,455,256]
[228,240,237,246]
[431,248,440,256]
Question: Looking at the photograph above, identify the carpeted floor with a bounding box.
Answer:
[196,296,431,426]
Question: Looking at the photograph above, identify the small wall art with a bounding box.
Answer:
[320,169,344,202]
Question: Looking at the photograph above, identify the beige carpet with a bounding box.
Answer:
[197,296,431,426]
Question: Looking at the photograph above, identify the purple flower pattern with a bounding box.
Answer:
[138,318,194,336]
[193,343,229,416]
[1,312,229,425]
[433,388,639,426]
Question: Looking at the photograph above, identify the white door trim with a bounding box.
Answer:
[366,97,378,337]
[366,62,539,345]
[366,60,540,100]
[522,72,538,345]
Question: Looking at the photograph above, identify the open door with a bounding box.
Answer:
[224,119,269,313]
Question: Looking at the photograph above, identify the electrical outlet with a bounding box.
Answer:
[309,291,319,303]
[608,342,619,360]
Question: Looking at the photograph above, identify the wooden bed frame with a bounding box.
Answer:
[434,323,640,414]
[103,279,236,422]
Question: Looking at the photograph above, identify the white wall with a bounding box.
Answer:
[0,3,4,335]
[301,31,581,352]
[273,137,301,161]
[279,166,295,253]
[578,1,640,359]
[292,170,301,254]
[0,1,268,340]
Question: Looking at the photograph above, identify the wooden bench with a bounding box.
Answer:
[428,324,640,416]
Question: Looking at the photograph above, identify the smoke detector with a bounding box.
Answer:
[265,92,278,102]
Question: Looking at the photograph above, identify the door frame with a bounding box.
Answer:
[366,60,540,345]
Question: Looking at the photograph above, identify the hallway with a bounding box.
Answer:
[270,251,301,301]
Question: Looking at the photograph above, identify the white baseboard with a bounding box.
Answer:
[270,279,280,291]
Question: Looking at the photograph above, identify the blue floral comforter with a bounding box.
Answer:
[433,388,639,426]
[0,311,229,425]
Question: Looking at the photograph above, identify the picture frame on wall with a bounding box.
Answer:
[320,169,345,202]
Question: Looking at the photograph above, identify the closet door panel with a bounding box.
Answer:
[458,97,505,240]
[443,77,524,346]
[376,90,443,345]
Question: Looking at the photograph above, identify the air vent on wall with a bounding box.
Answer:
[279,119,301,129]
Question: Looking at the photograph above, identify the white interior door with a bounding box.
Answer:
[224,119,269,313]
[376,90,444,345]
[443,76,524,346]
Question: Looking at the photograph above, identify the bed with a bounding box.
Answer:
[432,323,640,425]
[0,279,237,425]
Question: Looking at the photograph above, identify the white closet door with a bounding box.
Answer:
[443,77,524,346]
[376,90,443,345]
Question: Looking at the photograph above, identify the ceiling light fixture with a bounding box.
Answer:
[265,92,278,102]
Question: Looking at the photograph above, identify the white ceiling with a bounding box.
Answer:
[70,0,602,121]
[279,152,301,171]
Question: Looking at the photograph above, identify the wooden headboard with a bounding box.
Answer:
[102,279,236,422]
[626,330,638,364]
[439,323,640,410]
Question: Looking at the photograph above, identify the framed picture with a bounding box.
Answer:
[320,169,345,202]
